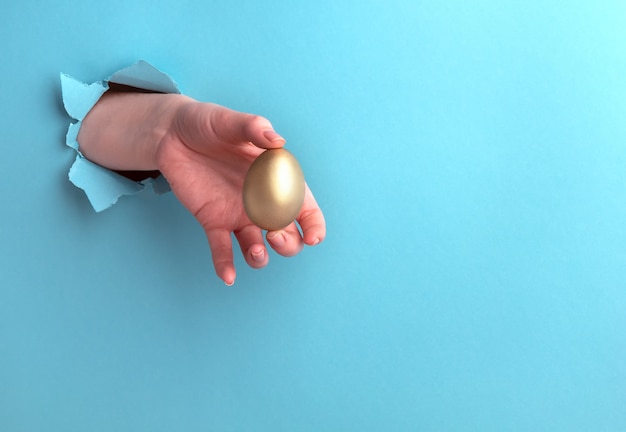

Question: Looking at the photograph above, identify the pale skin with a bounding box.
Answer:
[77,91,326,285]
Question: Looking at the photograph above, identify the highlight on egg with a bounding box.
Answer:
[242,148,305,231]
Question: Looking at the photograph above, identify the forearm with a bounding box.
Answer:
[77,91,191,171]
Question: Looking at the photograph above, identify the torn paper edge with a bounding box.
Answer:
[61,60,181,212]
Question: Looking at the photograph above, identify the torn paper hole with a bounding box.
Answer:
[61,60,181,212]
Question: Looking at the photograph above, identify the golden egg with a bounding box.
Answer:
[243,148,305,231]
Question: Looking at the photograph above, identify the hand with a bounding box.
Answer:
[79,92,325,285]
[155,101,326,285]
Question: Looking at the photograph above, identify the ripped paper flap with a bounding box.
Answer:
[61,61,180,212]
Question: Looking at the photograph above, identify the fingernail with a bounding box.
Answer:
[311,237,320,245]
[251,248,265,263]
[225,278,235,286]
[267,231,285,247]
[263,130,285,144]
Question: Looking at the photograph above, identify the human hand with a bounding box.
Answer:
[155,101,326,285]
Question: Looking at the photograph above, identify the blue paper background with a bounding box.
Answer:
[1,0,625,430]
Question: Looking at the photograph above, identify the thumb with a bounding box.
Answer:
[176,102,286,152]
[206,104,286,149]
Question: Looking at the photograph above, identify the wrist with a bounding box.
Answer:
[150,94,194,170]
[78,92,193,172]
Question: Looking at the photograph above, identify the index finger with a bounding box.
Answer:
[297,184,326,246]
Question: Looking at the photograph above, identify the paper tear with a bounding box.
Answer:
[61,61,180,212]
[60,74,108,121]
[68,157,144,212]
[109,60,180,94]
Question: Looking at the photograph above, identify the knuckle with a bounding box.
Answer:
[244,115,269,137]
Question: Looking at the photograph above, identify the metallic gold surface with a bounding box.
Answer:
[243,148,305,231]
